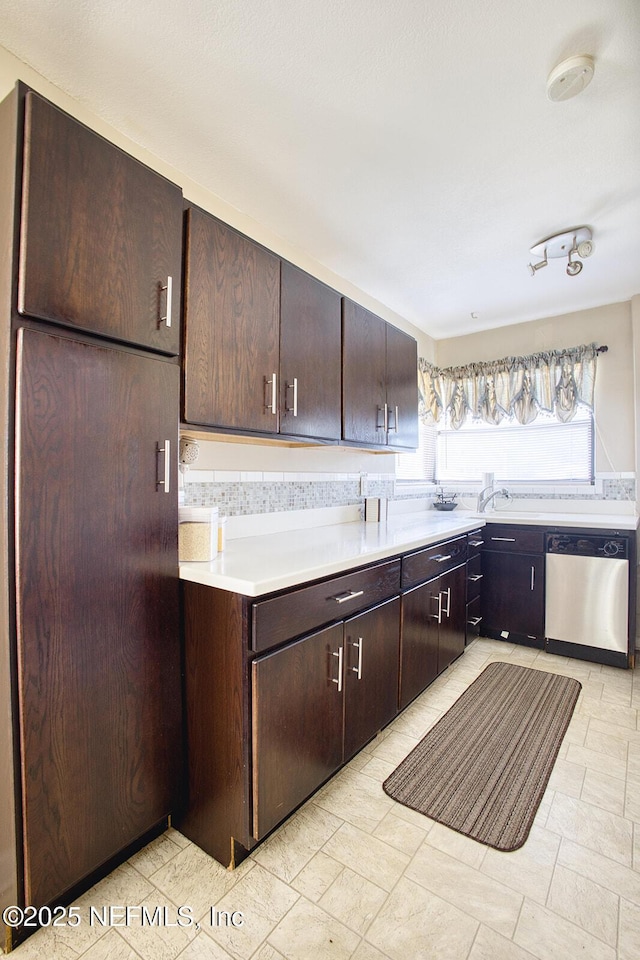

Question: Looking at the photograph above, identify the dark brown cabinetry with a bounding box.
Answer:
[466,529,484,641]
[183,209,342,440]
[18,90,183,355]
[1,84,183,943]
[15,328,181,907]
[399,536,468,709]
[481,524,545,646]
[342,298,418,449]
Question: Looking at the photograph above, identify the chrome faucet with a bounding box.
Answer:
[477,485,511,513]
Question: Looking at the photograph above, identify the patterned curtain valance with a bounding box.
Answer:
[419,343,601,430]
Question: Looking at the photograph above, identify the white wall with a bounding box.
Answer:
[436,300,635,476]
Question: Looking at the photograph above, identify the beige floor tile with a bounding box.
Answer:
[624,781,640,822]
[589,718,640,745]
[80,929,141,960]
[546,757,585,798]
[480,825,560,905]
[619,898,640,960]
[388,701,441,738]
[562,713,589,746]
[584,725,630,760]
[372,809,429,855]
[289,850,343,902]
[252,801,342,882]
[166,827,192,849]
[580,768,626,815]
[564,742,628,780]
[313,768,393,833]
[267,898,360,960]
[179,931,237,959]
[82,862,156,910]
[546,792,633,865]
[424,821,487,869]
[151,844,254,922]
[115,893,198,960]
[557,838,640,905]
[368,730,419,765]
[318,866,387,935]
[127,831,184,878]
[468,924,539,960]
[5,925,86,960]
[546,864,619,946]
[514,899,616,960]
[350,941,392,960]
[576,698,638,729]
[251,944,287,960]
[202,863,299,959]
[322,821,410,892]
[357,755,397,782]
[366,876,478,960]
[406,842,523,938]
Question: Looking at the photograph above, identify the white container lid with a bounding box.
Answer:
[179,506,219,524]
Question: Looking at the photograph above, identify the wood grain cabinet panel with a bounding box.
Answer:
[279,262,342,440]
[342,298,418,449]
[18,92,183,354]
[14,327,181,907]
[183,207,281,433]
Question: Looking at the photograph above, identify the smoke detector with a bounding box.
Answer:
[547,55,595,102]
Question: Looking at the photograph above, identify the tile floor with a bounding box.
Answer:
[7,637,640,960]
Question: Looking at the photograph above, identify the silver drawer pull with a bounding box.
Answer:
[469,539,484,547]
[156,439,170,493]
[491,537,516,542]
[430,592,443,625]
[332,647,343,693]
[434,554,452,563]
[265,373,277,414]
[468,574,483,582]
[160,275,173,328]
[468,616,483,626]
[333,589,364,604]
[351,637,364,680]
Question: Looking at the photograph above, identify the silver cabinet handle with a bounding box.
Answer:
[531,565,535,590]
[156,439,170,493]
[286,377,298,417]
[264,373,277,414]
[434,554,452,563]
[160,276,173,328]
[332,647,343,693]
[387,403,399,432]
[468,616,483,627]
[468,573,483,582]
[430,592,443,625]
[441,586,451,617]
[491,537,516,542]
[351,637,364,680]
[469,539,484,547]
[384,402,389,433]
[332,589,364,604]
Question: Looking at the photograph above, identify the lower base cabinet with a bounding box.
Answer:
[481,524,545,645]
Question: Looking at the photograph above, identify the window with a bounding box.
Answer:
[435,407,594,484]
[395,419,436,482]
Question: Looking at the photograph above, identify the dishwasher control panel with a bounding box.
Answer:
[546,533,629,560]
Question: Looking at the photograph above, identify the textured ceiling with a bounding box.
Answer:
[1,0,639,338]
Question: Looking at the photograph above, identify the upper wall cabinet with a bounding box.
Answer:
[18,91,183,355]
[183,207,281,434]
[183,206,342,441]
[279,262,341,440]
[342,299,418,449]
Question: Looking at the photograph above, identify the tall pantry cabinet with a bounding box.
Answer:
[0,84,183,949]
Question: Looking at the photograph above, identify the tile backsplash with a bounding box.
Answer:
[183,471,636,517]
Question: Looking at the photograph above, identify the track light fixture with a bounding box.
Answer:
[528,226,594,278]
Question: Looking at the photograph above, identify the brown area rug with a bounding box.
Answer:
[383,661,581,851]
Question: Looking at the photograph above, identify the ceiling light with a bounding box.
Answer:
[547,55,595,102]
[528,227,594,278]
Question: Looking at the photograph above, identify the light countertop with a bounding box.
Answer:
[179,508,638,597]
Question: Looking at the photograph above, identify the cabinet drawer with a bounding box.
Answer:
[467,529,485,556]
[467,553,483,601]
[252,559,401,653]
[483,524,544,554]
[402,536,467,589]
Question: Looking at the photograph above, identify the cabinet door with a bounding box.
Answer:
[481,551,545,640]
[399,580,441,709]
[252,623,343,840]
[18,92,182,354]
[279,262,342,440]
[437,563,467,673]
[385,323,418,450]
[343,598,400,761]
[342,299,387,445]
[14,327,181,907]
[183,208,280,432]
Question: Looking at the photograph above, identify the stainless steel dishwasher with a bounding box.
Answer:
[545,532,630,666]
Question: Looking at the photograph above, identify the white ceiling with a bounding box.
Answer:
[1,0,639,339]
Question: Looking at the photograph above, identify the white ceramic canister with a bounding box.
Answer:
[178,506,219,562]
